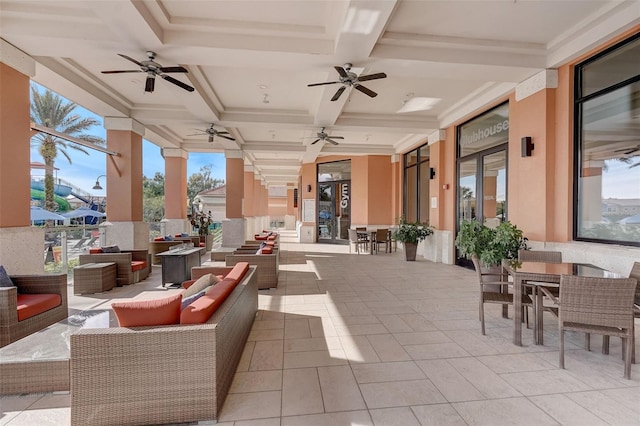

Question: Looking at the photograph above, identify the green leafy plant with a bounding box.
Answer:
[455,219,528,266]
[393,218,434,244]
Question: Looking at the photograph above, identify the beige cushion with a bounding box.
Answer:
[182,273,211,298]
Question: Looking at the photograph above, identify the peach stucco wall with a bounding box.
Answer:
[225,157,243,218]
[0,63,30,227]
[365,156,393,225]
[287,188,296,215]
[300,163,315,224]
[106,130,143,222]
[164,156,187,219]
[243,172,255,217]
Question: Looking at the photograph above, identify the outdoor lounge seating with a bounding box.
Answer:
[78,249,150,286]
[0,273,68,348]
[70,264,258,425]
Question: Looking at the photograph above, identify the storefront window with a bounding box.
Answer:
[403,144,429,223]
[575,34,640,246]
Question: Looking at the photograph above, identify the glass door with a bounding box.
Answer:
[318,181,350,244]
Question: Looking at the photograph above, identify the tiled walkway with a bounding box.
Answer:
[1,232,639,425]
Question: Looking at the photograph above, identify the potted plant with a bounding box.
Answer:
[455,219,528,268]
[393,218,434,261]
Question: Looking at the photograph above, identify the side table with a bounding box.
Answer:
[73,262,117,295]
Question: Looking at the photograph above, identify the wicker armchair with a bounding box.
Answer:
[78,250,150,286]
[0,273,68,347]
[472,255,531,335]
[558,274,637,379]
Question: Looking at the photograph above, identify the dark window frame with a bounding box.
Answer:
[573,32,640,247]
[402,143,430,222]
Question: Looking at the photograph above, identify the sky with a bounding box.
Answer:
[30,83,226,198]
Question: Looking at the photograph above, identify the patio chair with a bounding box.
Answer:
[472,255,531,335]
[348,229,368,254]
[602,261,640,363]
[373,228,391,254]
[558,274,637,379]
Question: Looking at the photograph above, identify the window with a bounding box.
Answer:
[575,34,640,246]
[403,144,430,223]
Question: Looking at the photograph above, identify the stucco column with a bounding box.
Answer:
[285,184,296,230]
[163,148,190,236]
[0,42,43,273]
[223,150,244,247]
[102,117,149,250]
[425,129,454,264]
[243,165,256,238]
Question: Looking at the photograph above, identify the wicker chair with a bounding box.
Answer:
[472,255,532,335]
[348,229,368,254]
[0,273,68,347]
[558,274,637,379]
[373,228,391,254]
[78,250,150,286]
[602,262,640,363]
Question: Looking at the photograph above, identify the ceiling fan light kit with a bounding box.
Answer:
[102,51,195,93]
[308,63,387,101]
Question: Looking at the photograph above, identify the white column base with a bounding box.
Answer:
[100,221,150,250]
[161,218,191,237]
[0,227,45,274]
[284,215,296,230]
[299,225,315,243]
[223,218,245,248]
[422,230,454,264]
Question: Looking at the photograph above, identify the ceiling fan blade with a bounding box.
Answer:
[311,139,321,145]
[326,138,339,145]
[215,131,230,135]
[208,135,214,143]
[159,66,188,73]
[331,86,346,101]
[328,136,344,139]
[117,53,143,67]
[357,72,387,82]
[101,70,142,74]
[308,81,341,87]
[334,66,348,78]
[145,76,155,92]
[354,84,377,98]
[161,74,195,92]
[218,135,236,141]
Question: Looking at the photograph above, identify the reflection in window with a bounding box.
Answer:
[403,144,429,223]
[576,35,640,246]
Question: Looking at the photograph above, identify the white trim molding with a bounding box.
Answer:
[516,69,558,102]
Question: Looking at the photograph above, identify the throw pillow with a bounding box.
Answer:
[181,290,206,310]
[0,265,14,288]
[182,273,212,298]
[101,245,121,253]
[112,293,182,327]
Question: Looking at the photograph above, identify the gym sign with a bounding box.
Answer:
[340,183,349,209]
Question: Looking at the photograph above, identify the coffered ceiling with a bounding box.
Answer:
[1,0,637,186]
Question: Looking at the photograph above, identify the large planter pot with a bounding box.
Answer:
[403,242,418,261]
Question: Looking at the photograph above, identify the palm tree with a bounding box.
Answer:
[30,86,105,211]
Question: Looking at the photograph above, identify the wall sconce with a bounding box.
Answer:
[92,175,106,190]
[307,184,312,193]
[521,137,534,157]
[429,167,436,180]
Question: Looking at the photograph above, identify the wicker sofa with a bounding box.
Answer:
[227,248,279,289]
[70,265,258,426]
[0,273,68,348]
[78,250,150,286]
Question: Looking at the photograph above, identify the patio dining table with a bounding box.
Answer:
[502,260,621,346]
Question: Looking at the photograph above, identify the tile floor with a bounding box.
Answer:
[1,231,639,425]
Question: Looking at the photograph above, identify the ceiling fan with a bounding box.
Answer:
[307,63,387,101]
[101,51,195,93]
[310,127,344,145]
[614,144,640,155]
[189,124,235,142]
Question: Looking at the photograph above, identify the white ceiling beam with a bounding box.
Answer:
[90,0,164,49]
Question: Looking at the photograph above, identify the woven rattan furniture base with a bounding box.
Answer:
[73,262,116,295]
[70,266,258,426]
